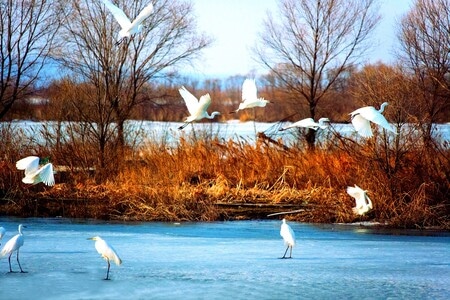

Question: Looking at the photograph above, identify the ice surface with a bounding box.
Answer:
[0,218,448,299]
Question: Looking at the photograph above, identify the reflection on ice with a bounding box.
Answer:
[0,218,448,299]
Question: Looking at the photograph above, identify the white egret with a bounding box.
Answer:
[0,227,5,246]
[16,156,55,186]
[231,79,269,113]
[279,117,330,131]
[280,219,295,259]
[100,0,154,45]
[178,86,221,130]
[349,102,396,138]
[88,236,122,280]
[0,224,26,273]
[347,184,373,216]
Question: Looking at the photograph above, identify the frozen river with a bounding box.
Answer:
[5,120,450,147]
[0,218,449,299]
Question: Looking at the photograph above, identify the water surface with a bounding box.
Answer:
[0,218,448,299]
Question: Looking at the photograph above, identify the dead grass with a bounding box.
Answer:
[0,130,448,229]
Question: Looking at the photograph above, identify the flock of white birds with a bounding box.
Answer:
[0,219,294,279]
[2,0,400,278]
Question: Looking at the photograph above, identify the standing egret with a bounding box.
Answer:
[0,224,26,273]
[280,219,295,259]
[231,79,269,113]
[88,236,122,280]
[347,184,373,216]
[349,102,396,138]
[279,117,330,131]
[100,0,154,45]
[16,156,55,186]
[0,227,5,246]
[178,86,221,130]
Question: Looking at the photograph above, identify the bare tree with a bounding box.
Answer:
[398,0,450,141]
[52,0,211,179]
[254,0,380,148]
[0,0,60,120]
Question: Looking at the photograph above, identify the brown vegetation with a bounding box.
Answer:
[0,124,448,230]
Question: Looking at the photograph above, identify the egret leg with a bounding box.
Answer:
[8,252,13,272]
[282,246,289,259]
[115,38,124,46]
[289,246,293,259]
[178,122,189,130]
[105,259,110,280]
[16,249,25,273]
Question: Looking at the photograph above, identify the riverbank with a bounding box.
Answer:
[0,173,448,230]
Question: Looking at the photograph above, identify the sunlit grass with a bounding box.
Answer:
[0,124,448,229]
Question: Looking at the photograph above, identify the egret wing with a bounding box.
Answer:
[99,240,122,266]
[365,194,373,209]
[129,2,153,28]
[366,112,395,134]
[283,118,315,130]
[346,185,364,198]
[347,185,366,209]
[299,118,319,129]
[179,86,200,116]
[280,223,295,246]
[0,234,21,256]
[195,93,212,115]
[16,156,40,175]
[101,0,132,29]
[288,225,295,242]
[242,79,257,102]
[107,245,122,266]
[37,163,55,186]
[351,114,372,137]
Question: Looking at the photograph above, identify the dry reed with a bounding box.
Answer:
[0,125,448,229]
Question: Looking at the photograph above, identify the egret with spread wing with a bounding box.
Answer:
[231,79,269,113]
[350,102,396,138]
[178,86,221,130]
[347,184,373,216]
[16,156,55,186]
[280,117,329,131]
[100,0,154,45]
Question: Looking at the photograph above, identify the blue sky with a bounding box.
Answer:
[185,0,413,78]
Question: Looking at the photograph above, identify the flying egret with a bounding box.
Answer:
[16,156,55,186]
[279,117,330,131]
[349,102,396,138]
[88,236,122,280]
[0,227,5,246]
[347,184,373,216]
[100,0,154,45]
[231,79,270,113]
[1,224,26,273]
[280,219,295,259]
[178,86,221,130]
